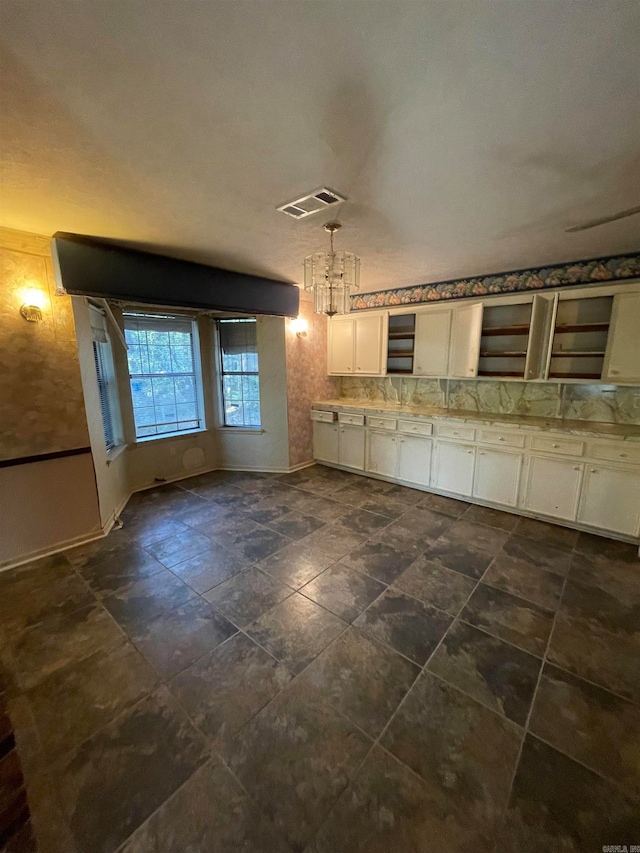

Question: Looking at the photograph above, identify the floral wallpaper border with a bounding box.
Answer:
[350,251,640,310]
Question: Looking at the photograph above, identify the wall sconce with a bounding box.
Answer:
[290,317,308,338]
[19,287,47,322]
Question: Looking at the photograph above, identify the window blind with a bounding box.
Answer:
[93,341,116,451]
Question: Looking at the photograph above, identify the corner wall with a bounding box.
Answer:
[286,296,338,467]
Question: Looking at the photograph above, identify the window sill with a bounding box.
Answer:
[105,444,127,465]
[134,427,208,445]
[216,426,264,435]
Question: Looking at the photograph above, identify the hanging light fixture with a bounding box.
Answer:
[303,222,360,316]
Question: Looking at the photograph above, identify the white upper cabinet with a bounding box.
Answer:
[327,317,354,374]
[354,314,387,375]
[449,303,483,378]
[328,314,386,375]
[414,310,452,376]
[524,293,557,380]
[603,292,640,383]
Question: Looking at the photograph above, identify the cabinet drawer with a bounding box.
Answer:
[367,416,397,431]
[589,442,640,466]
[530,435,584,457]
[398,420,433,437]
[479,429,526,449]
[310,410,336,423]
[338,412,365,426]
[436,423,476,441]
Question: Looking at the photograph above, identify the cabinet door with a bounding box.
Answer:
[433,441,476,496]
[474,449,522,507]
[328,318,354,374]
[603,293,640,383]
[314,422,339,464]
[524,293,557,380]
[524,455,583,521]
[449,303,483,378]
[578,465,640,536]
[397,435,432,487]
[339,425,365,470]
[367,431,397,478]
[414,310,451,376]
[354,315,385,375]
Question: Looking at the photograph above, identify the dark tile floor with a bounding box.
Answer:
[1,464,639,853]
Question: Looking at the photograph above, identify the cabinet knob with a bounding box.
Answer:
[552,443,559,448]
[590,468,597,473]
[573,466,580,471]
[499,436,505,441]
[391,438,396,442]
[620,453,628,458]
[479,451,485,456]
[467,449,473,454]
[400,439,405,443]
[453,431,459,435]
[610,369,620,375]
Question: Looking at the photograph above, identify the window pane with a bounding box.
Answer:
[152,376,175,404]
[125,328,140,345]
[242,351,259,373]
[222,351,243,372]
[147,344,172,374]
[147,330,171,346]
[223,375,242,401]
[244,401,261,427]
[242,374,260,401]
[225,403,245,426]
[130,377,153,408]
[177,402,197,421]
[170,346,194,373]
[134,407,156,427]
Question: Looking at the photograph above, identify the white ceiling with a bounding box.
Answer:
[1,1,639,293]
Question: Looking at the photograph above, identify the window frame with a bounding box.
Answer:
[215,317,262,430]
[123,311,206,442]
[88,304,122,454]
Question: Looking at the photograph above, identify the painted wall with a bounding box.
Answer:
[0,229,101,566]
[335,376,640,424]
[285,296,338,467]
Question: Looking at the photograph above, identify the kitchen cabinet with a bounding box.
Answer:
[313,421,339,464]
[449,303,483,378]
[578,464,640,536]
[524,455,583,521]
[413,310,451,377]
[339,425,366,470]
[367,431,397,478]
[603,292,640,383]
[397,434,432,487]
[433,441,476,496]
[328,314,386,376]
[473,448,522,507]
[355,314,386,375]
[327,318,354,374]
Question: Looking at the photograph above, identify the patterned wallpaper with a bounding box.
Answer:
[286,298,338,467]
[351,252,640,310]
[336,376,640,425]
[0,228,90,461]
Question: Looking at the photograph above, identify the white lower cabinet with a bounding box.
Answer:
[524,455,583,521]
[397,435,433,487]
[367,431,397,478]
[313,421,339,464]
[578,465,640,536]
[339,425,366,470]
[473,448,522,507]
[433,441,476,496]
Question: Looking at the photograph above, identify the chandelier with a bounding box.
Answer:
[303,222,360,316]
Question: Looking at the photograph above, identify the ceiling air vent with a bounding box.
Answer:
[277,187,346,219]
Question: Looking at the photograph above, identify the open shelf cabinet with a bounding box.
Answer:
[548,296,613,380]
[386,313,415,375]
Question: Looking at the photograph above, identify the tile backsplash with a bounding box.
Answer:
[336,377,640,424]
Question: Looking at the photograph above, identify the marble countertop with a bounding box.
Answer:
[312,399,640,439]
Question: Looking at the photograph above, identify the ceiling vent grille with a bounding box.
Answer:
[277,187,346,219]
